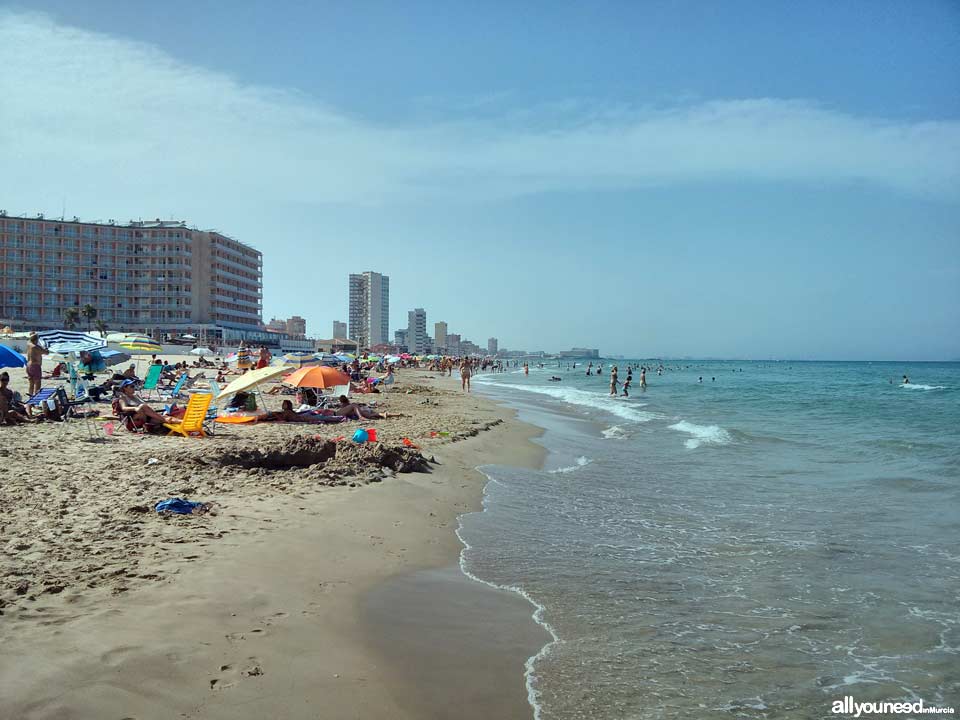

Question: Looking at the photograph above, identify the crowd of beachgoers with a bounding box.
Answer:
[0,334,510,431]
[0,336,519,617]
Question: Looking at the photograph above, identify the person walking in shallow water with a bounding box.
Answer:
[609,366,619,396]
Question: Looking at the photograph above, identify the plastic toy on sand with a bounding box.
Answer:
[352,429,369,444]
[366,428,378,442]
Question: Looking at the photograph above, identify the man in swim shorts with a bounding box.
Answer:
[25,333,47,397]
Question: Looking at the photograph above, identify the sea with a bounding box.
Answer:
[459,360,959,720]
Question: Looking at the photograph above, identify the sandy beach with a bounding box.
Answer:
[0,359,548,719]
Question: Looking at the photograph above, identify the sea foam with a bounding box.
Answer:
[475,378,656,424]
[901,384,946,391]
[549,456,592,474]
[669,420,733,449]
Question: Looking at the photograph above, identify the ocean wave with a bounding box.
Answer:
[475,378,657,423]
[669,420,733,449]
[549,456,592,474]
[901,384,947,391]
[601,425,628,440]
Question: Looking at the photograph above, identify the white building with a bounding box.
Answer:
[348,271,389,348]
[487,337,498,355]
[407,307,428,354]
[332,320,347,339]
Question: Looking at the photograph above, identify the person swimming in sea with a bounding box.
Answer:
[903,375,910,385]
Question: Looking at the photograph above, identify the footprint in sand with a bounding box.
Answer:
[210,657,263,690]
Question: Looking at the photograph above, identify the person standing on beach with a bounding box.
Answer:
[25,333,47,397]
[460,357,473,392]
[256,346,272,369]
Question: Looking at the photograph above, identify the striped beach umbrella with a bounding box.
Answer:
[38,330,106,354]
[283,352,320,369]
[117,340,163,354]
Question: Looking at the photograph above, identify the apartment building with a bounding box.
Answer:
[407,307,427,354]
[0,214,262,338]
[348,271,389,348]
[434,321,448,353]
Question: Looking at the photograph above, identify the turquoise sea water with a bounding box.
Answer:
[462,361,959,719]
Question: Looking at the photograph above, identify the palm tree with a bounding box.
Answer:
[81,304,98,331]
[95,318,108,336]
[63,307,81,329]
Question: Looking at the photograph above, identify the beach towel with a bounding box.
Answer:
[155,498,204,514]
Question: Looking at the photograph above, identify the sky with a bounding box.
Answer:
[1,1,958,359]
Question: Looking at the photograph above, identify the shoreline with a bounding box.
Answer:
[0,370,550,720]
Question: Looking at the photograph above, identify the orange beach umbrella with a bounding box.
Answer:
[283,365,351,389]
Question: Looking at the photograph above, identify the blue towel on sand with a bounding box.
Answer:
[155,498,202,514]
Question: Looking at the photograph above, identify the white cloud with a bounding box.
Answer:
[1,8,958,220]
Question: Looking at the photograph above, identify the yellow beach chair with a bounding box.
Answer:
[164,392,213,438]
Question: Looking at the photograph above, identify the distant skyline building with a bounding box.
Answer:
[487,337,498,355]
[557,347,600,359]
[407,307,427,354]
[394,328,408,348]
[434,321,448,352]
[332,320,347,338]
[348,271,389,349]
[0,214,262,340]
[285,315,306,337]
[446,333,461,356]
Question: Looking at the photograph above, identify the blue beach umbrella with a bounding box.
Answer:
[0,345,26,369]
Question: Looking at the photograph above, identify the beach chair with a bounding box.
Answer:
[193,380,221,436]
[159,373,189,402]
[55,385,100,440]
[141,364,163,399]
[25,387,57,410]
[163,392,213,438]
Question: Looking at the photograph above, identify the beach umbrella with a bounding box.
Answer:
[0,345,26,369]
[190,347,213,356]
[282,365,351,389]
[333,353,353,363]
[400,353,411,359]
[38,330,106,354]
[117,339,162,354]
[217,364,290,401]
[99,349,132,368]
[182,334,197,340]
[384,355,401,364]
[107,333,152,344]
[283,352,320,369]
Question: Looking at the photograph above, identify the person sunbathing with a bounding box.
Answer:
[0,372,31,424]
[335,395,402,420]
[263,399,344,423]
[116,380,174,426]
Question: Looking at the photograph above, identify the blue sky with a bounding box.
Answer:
[1,1,958,359]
